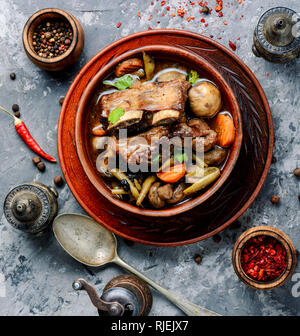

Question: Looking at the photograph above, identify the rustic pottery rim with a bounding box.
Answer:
[75,44,242,217]
[22,8,78,65]
[232,226,297,290]
[57,29,274,246]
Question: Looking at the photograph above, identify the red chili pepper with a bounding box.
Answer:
[229,40,237,51]
[0,105,56,162]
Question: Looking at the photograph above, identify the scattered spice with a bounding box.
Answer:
[271,195,280,204]
[33,20,73,59]
[241,235,287,282]
[201,18,206,23]
[229,40,237,51]
[201,6,210,14]
[32,156,41,165]
[116,21,122,28]
[213,234,221,243]
[218,11,223,17]
[271,156,277,163]
[12,104,19,112]
[10,73,16,80]
[161,0,165,5]
[137,11,141,19]
[194,254,202,264]
[37,162,45,172]
[0,105,56,162]
[54,175,64,187]
[215,0,223,12]
[59,96,65,105]
[293,168,300,177]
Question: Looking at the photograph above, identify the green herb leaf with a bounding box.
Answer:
[174,152,188,163]
[152,153,160,163]
[108,107,125,124]
[188,70,199,85]
[103,75,133,91]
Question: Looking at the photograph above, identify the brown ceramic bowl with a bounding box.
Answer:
[22,8,84,71]
[75,44,242,217]
[232,226,297,290]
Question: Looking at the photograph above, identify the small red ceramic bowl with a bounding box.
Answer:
[75,45,242,217]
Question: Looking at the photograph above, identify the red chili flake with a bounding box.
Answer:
[223,21,228,25]
[177,8,186,17]
[137,11,141,19]
[241,235,287,282]
[229,40,237,51]
[157,21,161,24]
[116,21,122,28]
[237,37,240,40]
[190,1,195,4]
[238,0,242,3]
[218,11,223,17]
[201,18,206,23]
[205,23,208,27]
[186,17,191,22]
[161,0,165,5]
[266,73,269,77]
[166,6,170,10]
[148,14,153,21]
[215,0,223,12]
[171,12,176,17]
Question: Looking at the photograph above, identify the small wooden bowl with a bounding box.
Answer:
[232,226,297,290]
[22,8,84,71]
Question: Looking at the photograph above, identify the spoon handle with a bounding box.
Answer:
[114,256,220,316]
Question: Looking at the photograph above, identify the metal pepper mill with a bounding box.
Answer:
[252,7,300,63]
[72,275,152,316]
[3,182,58,235]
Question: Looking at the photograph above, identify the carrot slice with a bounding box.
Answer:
[92,127,106,136]
[210,114,235,147]
[157,163,186,183]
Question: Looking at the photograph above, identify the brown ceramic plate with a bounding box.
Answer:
[57,30,273,246]
[75,44,242,217]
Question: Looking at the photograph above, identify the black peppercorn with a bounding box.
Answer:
[32,156,41,165]
[54,175,64,187]
[37,162,45,172]
[271,195,280,204]
[293,168,300,177]
[14,111,20,118]
[10,73,16,80]
[59,97,65,105]
[201,6,210,14]
[12,104,19,112]
[194,254,202,264]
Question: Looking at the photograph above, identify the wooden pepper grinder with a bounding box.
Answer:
[3,182,58,235]
[72,275,153,316]
[252,7,300,63]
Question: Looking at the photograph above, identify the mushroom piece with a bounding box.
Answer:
[148,182,165,209]
[157,67,187,82]
[158,184,173,201]
[115,58,143,77]
[204,146,228,166]
[188,81,222,118]
[167,183,185,204]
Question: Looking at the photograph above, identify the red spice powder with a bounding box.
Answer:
[241,235,287,282]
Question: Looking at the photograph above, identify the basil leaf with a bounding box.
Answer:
[103,75,133,91]
[188,70,199,85]
[174,152,188,163]
[108,107,125,124]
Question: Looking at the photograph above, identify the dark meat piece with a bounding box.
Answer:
[204,147,228,166]
[111,126,170,165]
[172,118,217,152]
[100,79,190,132]
[115,58,143,77]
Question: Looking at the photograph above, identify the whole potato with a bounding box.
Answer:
[189,81,222,118]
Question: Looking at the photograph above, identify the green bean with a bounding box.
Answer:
[184,167,220,196]
[111,168,140,200]
[136,175,156,206]
[192,153,208,168]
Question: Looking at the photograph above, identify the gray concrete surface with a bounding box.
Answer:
[0,0,299,316]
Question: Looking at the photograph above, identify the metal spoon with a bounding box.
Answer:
[53,213,220,316]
